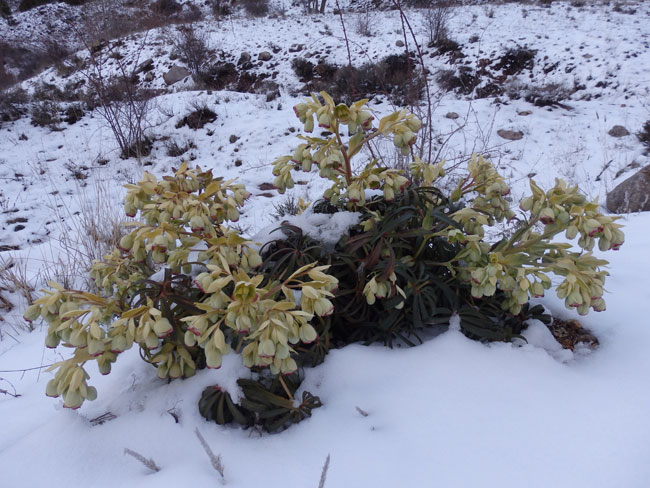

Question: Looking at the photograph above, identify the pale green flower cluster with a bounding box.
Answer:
[448,175,623,316]
[272,91,421,209]
[30,162,339,409]
[183,263,337,375]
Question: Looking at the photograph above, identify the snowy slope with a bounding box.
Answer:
[1,1,650,487]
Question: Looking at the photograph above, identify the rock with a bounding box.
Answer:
[608,125,630,137]
[518,110,532,116]
[445,112,459,119]
[258,51,272,61]
[135,58,153,74]
[238,52,251,65]
[144,72,154,82]
[497,129,524,141]
[163,65,191,85]
[606,165,650,213]
[289,44,304,53]
[395,40,404,47]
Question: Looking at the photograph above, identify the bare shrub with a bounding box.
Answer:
[30,101,62,130]
[354,10,373,37]
[175,101,217,129]
[41,177,130,290]
[423,0,452,45]
[303,0,326,14]
[83,39,157,160]
[0,255,36,306]
[241,0,268,17]
[172,25,212,81]
[302,54,424,106]
[165,137,196,157]
[0,88,29,124]
[151,0,182,17]
[291,57,315,81]
[210,0,233,17]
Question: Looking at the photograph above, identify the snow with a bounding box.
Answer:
[253,206,361,248]
[2,0,650,486]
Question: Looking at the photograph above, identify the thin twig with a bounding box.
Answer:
[194,428,226,484]
[124,448,161,473]
[318,454,331,488]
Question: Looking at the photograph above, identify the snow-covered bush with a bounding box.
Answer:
[26,93,624,430]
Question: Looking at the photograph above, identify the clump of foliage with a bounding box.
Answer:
[270,92,624,340]
[28,93,624,430]
[27,163,336,415]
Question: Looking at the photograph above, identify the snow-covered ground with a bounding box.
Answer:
[1,1,650,486]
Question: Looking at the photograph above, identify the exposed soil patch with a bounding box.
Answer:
[547,318,599,351]
[176,107,217,130]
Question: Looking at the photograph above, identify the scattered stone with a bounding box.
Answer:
[289,44,304,53]
[518,110,533,116]
[14,225,25,232]
[18,133,28,141]
[395,40,404,47]
[496,129,524,141]
[234,159,243,167]
[607,125,630,137]
[229,135,240,144]
[163,65,191,86]
[258,51,273,61]
[144,72,154,82]
[445,112,459,120]
[238,52,251,65]
[258,182,277,191]
[135,58,154,74]
[606,165,650,213]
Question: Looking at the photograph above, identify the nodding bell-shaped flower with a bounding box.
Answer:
[318,112,331,129]
[539,207,556,225]
[190,215,205,232]
[23,303,41,323]
[118,233,135,252]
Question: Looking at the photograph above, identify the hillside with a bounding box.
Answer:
[1,1,650,486]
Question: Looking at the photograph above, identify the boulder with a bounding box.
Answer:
[445,112,459,120]
[163,65,191,85]
[135,58,153,74]
[497,129,524,141]
[395,40,404,47]
[606,165,650,213]
[258,51,273,61]
[608,125,630,137]
[238,52,251,65]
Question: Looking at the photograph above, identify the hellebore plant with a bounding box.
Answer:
[27,92,624,423]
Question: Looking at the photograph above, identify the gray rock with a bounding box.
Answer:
[445,112,459,120]
[258,51,273,61]
[135,58,153,74]
[163,65,191,86]
[608,125,630,137]
[144,72,154,82]
[395,40,404,47]
[238,52,251,65]
[497,129,524,141]
[606,165,650,213]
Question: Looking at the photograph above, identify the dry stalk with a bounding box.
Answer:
[124,448,161,473]
[194,428,226,484]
